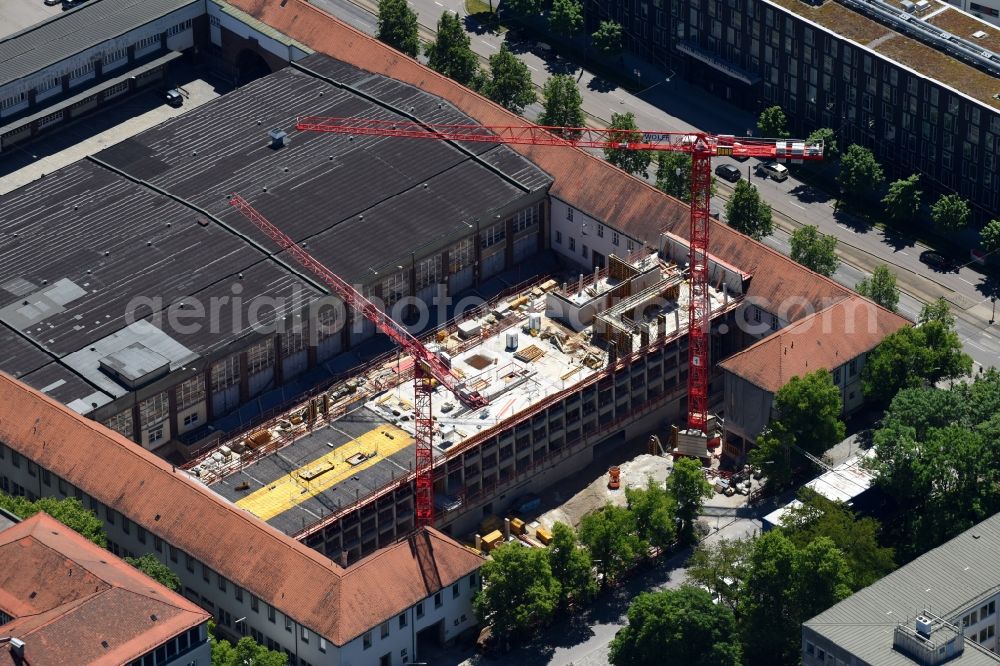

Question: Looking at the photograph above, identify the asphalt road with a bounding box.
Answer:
[309,0,1000,370]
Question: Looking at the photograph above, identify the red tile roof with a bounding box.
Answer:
[0,374,483,645]
[0,512,209,666]
[226,0,853,322]
[718,294,909,393]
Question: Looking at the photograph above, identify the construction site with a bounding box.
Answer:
[187,244,745,562]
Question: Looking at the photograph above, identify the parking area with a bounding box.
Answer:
[1,0,64,39]
[1,68,231,195]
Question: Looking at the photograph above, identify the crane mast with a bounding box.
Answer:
[227,194,487,528]
[296,118,822,436]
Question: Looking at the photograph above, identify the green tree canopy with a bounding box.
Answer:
[756,106,789,138]
[789,224,839,277]
[579,503,644,586]
[981,218,1000,254]
[604,112,652,176]
[919,297,954,326]
[724,180,773,240]
[881,174,922,223]
[855,263,899,312]
[740,531,851,665]
[549,0,583,36]
[592,20,623,55]
[482,43,535,113]
[656,151,691,201]
[779,490,895,589]
[547,522,597,609]
[425,12,479,86]
[503,0,542,16]
[666,458,712,544]
[686,538,751,614]
[474,542,560,639]
[376,0,420,57]
[538,74,584,135]
[609,587,742,666]
[837,144,884,202]
[773,369,845,456]
[125,554,181,591]
[931,193,971,233]
[211,623,288,666]
[0,494,106,547]
[862,319,972,403]
[625,477,678,550]
[806,127,838,162]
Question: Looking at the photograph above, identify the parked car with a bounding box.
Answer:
[61,0,85,9]
[755,161,789,182]
[715,163,742,183]
[45,0,62,6]
[919,250,957,272]
[164,89,184,108]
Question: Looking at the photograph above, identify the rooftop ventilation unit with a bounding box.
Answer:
[914,0,929,11]
[9,638,25,659]
[269,129,288,149]
[915,615,933,637]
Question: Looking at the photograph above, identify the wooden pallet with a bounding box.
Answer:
[514,344,545,363]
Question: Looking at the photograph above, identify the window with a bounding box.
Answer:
[211,356,240,392]
[990,601,996,615]
[597,224,604,238]
[805,642,815,656]
[148,426,164,445]
[363,632,372,649]
[753,307,761,323]
[154,535,162,552]
[219,575,227,593]
[834,368,841,384]
[319,637,327,653]
[582,245,589,259]
[612,231,620,246]
[416,602,424,619]
[268,605,276,623]
[251,595,259,612]
[122,516,131,535]
[177,375,205,410]
[169,545,178,563]
[398,613,407,629]
[246,340,274,374]
[183,413,199,427]
[235,586,243,603]
[453,583,460,599]
[566,207,574,221]
[285,615,293,632]
[982,604,989,618]
[379,654,390,666]
[380,621,390,639]
[415,255,443,290]
[103,48,126,64]
[301,627,309,643]
[980,628,988,642]
[511,206,538,234]
[989,625,995,639]
[139,392,168,428]
[202,563,210,583]
[569,237,575,252]
[104,410,134,439]
[137,526,146,544]
[448,238,474,273]
[480,222,506,249]
[555,231,562,245]
[185,553,195,573]
[434,592,443,609]
[58,478,67,495]
[280,327,306,358]
[106,506,117,525]
[134,34,160,52]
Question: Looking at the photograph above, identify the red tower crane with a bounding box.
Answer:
[295,117,823,434]
[227,194,487,528]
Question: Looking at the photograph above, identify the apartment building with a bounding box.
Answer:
[589,0,1000,222]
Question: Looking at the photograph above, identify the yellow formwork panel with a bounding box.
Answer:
[235,424,413,521]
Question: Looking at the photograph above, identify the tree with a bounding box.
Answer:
[211,622,288,666]
[625,477,677,550]
[749,422,795,490]
[656,151,691,201]
[474,542,560,639]
[547,522,597,608]
[126,554,181,591]
[740,531,851,665]
[837,144,884,202]
[0,494,106,547]
[503,0,542,16]
[931,193,970,233]
[666,458,712,544]
[549,0,583,36]
[592,20,623,56]
[756,106,789,138]
[538,75,584,135]
[881,174,922,223]
[608,587,742,666]
[855,263,899,312]
[789,224,839,276]
[806,127,838,163]
[861,319,972,402]
[724,180,773,240]
[919,297,954,327]
[604,112,652,177]
[981,218,1000,254]
[773,370,846,456]
[686,538,752,613]
[425,12,479,87]
[376,0,419,57]
[779,490,895,589]
[579,503,644,586]
[482,43,535,113]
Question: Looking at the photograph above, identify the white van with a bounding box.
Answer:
[756,161,789,182]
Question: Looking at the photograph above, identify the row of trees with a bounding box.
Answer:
[504,0,624,54]
[474,459,712,643]
[0,493,286,665]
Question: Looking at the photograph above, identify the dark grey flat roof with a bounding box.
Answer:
[210,407,414,537]
[0,0,197,87]
[0,54,551,413]
[804,514,1000,665]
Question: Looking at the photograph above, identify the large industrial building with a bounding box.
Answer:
[0,0,912,662]
[589,0,1000,221]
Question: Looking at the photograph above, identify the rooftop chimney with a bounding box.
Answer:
[9,638,25,660]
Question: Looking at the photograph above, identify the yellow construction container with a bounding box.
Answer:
[536,526,552,545]
[482,530,504,551]
[509,517,526,535]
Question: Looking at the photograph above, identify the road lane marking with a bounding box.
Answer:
[481,40,497,49]
[898,250,910,256]
[790,202,805,210]
[528,64,538,71]
[434,1,442,5]
[960,277,975,286]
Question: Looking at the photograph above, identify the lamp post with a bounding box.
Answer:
[991,295,997,325]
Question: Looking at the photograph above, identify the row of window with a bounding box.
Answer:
[361,575,477,649]
[126,626,204,666]
[960,600,997,628]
